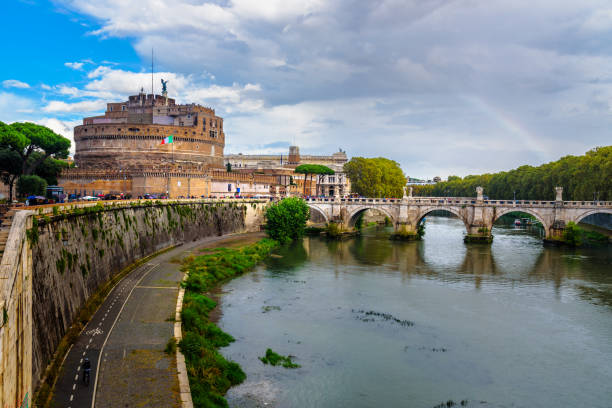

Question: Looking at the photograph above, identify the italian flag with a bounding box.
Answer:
[161,135,174,144]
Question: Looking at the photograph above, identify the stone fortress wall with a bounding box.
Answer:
[0,199,268,406]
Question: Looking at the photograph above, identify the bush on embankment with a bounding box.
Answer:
[180,239,277,407]
[548,221,609,247]
[264,198,310,243]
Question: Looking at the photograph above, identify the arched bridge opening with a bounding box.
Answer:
[492,208,549,238]
[492,210,546,238]
[347,207,396,229]
[348,207,392,228]
[307,205,329,225]
[416,208,470,234]
[574,210,612,238]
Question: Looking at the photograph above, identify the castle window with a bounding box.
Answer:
[122,105,126,111]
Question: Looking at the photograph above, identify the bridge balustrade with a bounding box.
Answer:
[300,197,612,208]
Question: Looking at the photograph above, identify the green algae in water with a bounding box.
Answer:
[259,348,301,368]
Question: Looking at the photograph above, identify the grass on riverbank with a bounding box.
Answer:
[179,239,277,408]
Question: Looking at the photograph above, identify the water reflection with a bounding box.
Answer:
[220,216,612,408]
[301,218,612,295]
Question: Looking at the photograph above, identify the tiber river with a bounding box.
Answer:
[216,216,612,408]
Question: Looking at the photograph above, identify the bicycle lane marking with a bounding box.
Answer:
[66,271,136,408]
[90,263,160,408]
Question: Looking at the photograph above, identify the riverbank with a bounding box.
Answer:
[179,235,277,407]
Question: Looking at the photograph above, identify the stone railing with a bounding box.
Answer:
[303,197,612,208]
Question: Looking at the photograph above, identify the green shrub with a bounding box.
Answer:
[325,222,343,239]
[264,198,310,243]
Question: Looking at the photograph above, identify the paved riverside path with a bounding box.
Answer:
[52,232,263,408]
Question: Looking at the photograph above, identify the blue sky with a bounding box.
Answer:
[2,0,612,179]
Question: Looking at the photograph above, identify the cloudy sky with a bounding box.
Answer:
[2,0,612,178]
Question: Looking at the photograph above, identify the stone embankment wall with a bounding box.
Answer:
[0,211,33,408]
[0,199,267,406]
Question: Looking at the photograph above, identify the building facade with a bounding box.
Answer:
[225,146,351,197]
[60,89,227,197]
[56,90,351,199]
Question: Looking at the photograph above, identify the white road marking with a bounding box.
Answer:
[77,366,80,372]
[90,263,160,408]
[74,374,78,381]
[80,359,83,364]
[70,395,74,401]
[73,384,76,390]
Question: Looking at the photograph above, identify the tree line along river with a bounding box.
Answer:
[213,216,612,408]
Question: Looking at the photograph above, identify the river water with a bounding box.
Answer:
[217,217,612,408]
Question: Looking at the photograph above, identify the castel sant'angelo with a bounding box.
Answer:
[59,83,350,198]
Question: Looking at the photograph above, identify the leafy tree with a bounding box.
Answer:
[0,122,28,202]
[0,121,71,201]
[0,149,22,202]
[412,146,612,201]
[265,198,310,243]
[17,175,47,197]
[226,162,232,172]
[9,122,71,175]
[343,157,406,197]
[31,154,70,185]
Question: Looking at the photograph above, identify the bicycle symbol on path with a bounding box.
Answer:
[86,327,104,336]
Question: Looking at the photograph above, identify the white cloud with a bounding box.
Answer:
[33,1,612,176]
[65,61,85,70]
[2,79,30,89]
[0,92,35,120]
[36,117,80,153]
[42,99,108,113]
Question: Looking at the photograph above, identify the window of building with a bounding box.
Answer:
[329,176,335,183]
[110,106,113,112]
[122,105,126,111]
[227,184,232,192]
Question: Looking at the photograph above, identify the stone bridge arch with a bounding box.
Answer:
[573,208,612,225]
[347,205,397,227]
[307,204,330,224]
[492,207,551,237]
[415,206,470,233]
